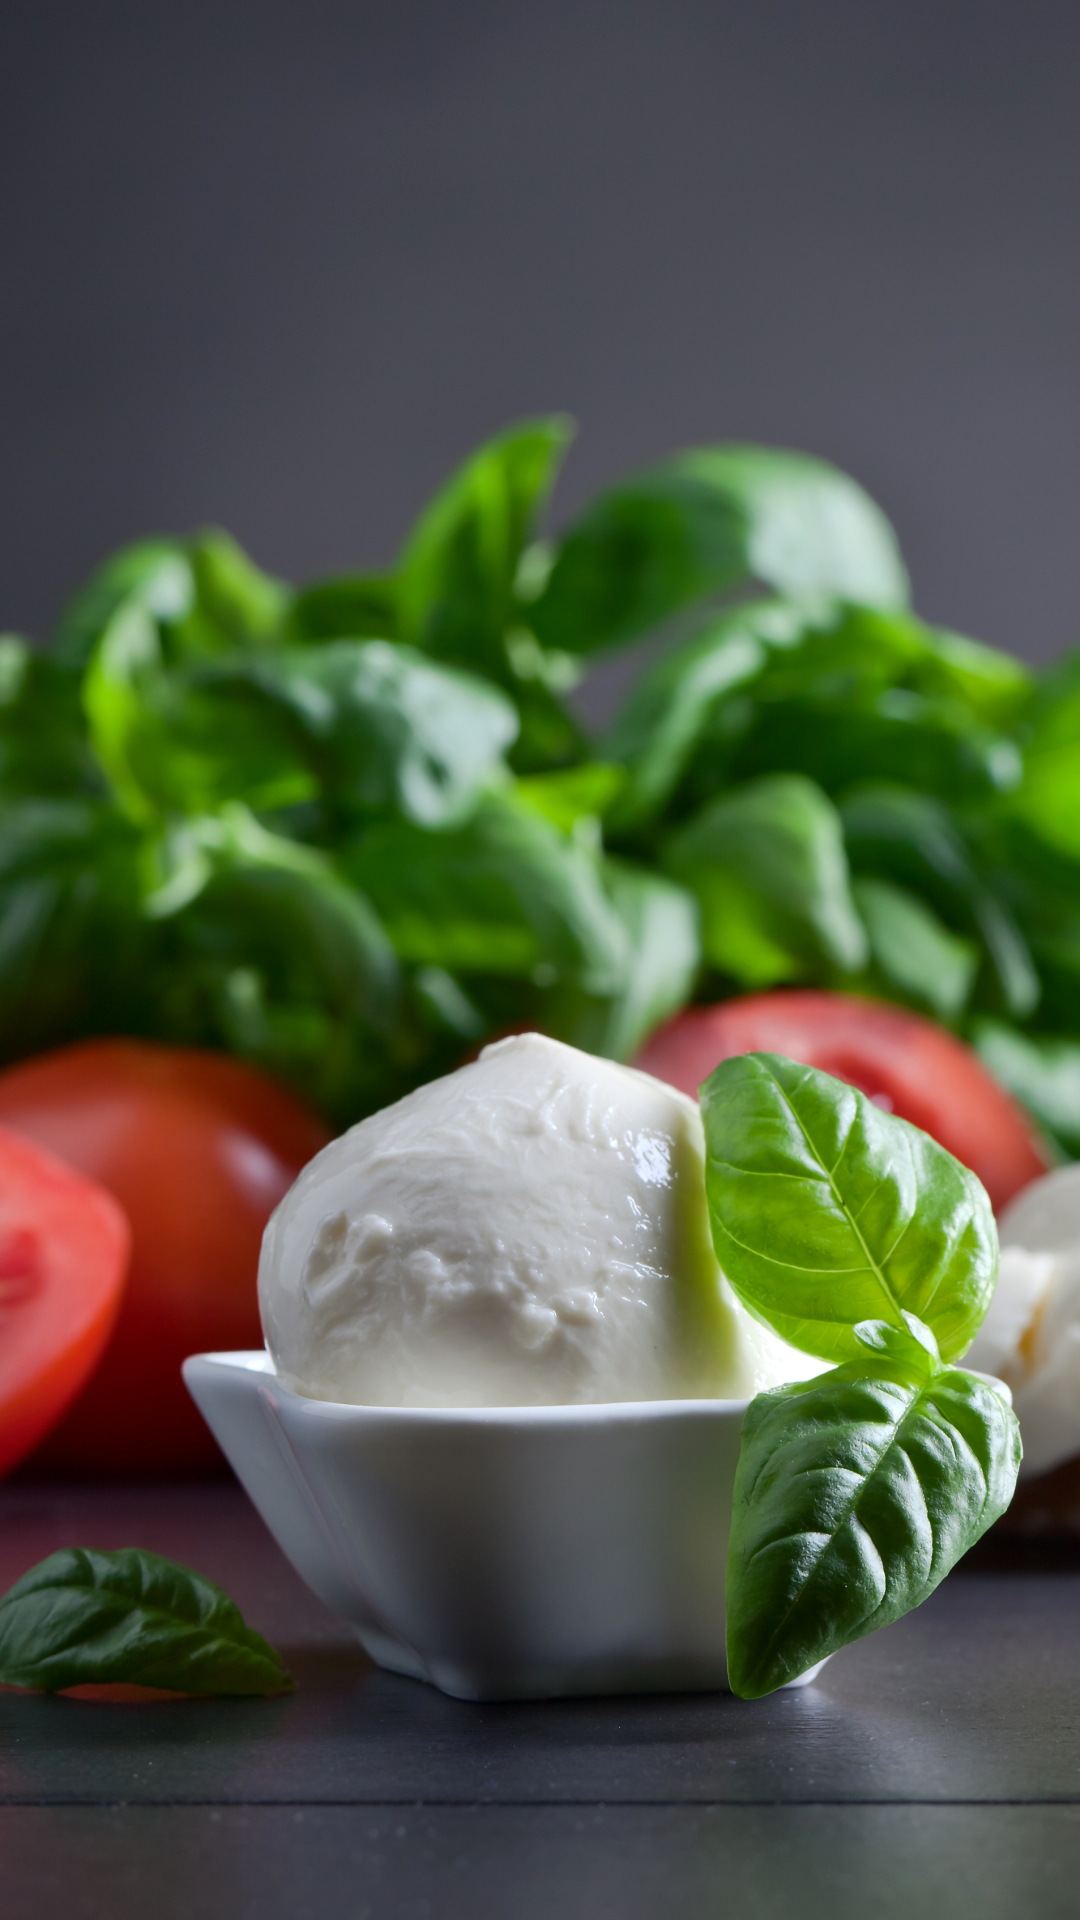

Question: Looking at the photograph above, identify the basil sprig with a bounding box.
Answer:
[701,1052,1022,1700]
[0,1548,291,1696]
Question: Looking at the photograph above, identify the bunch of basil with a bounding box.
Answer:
[2,415,1080,1141]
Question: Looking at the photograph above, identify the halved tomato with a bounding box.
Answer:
[635,990,1050,1212]
[0,1040,331,1476]
[0,1124,129,1478]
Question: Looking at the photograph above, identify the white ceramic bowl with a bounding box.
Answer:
[183,1350,826,1702]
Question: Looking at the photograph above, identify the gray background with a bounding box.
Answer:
[2,0,1077,697]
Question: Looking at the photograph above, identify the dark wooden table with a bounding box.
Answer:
[2,1482,1079,1919]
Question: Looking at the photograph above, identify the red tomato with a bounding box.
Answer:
[0,1040,331,1476]
[635,990,1050,1213]
[0,1123,129,1478]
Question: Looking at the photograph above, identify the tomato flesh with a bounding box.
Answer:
[0,1123,129,1478]
[0,1040,331,1476]
[635,990,1050,1213]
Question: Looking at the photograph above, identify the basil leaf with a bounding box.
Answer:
[531,446,907,656]
[345,793,627,996]
[289,574,398,643]
[0,642,98,801]
[0,800,148,1066]
[165,531,290,656]
[143,805,404,1121]
[1005,649,1080,862]
[605,600,1026,841]
[910,627,1032,730]
[512,763,628,836]
[972,1020,1080,1158]
[82,601,171,823]
[52,539,195,668]
[506,678,590,777]
[700,1052,997,1363]
[853,1311,941,1372]
[726,1362,1021,1698]
[664,774,868,985]
[225,641,519,829]
[841,784,1040,1019]
[82,605,313,825]
[0,1548,291,1696]
[603,599,791,826]
[582,858,700,1063]
[397,416,573,673]
[727,688,1019,808]
[853,876,979,1023]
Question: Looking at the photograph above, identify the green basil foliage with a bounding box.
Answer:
[0,1548,291,1696]
[2,414,1079,1140]
[701,1053,1021,1699]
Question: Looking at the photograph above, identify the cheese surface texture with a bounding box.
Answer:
[259,1033,818,1407]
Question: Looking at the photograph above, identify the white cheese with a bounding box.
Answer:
[966,1163,1080,1476]
[258,1032,819,1408]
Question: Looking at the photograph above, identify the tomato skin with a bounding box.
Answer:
[0,1124,129,1478]
[635,990,1050,1213]
[0,1040,331,1476]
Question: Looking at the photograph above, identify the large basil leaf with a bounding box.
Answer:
[530,446,908,656]
[397,416,573,672]
[664,774,868,986]
[0,1549,290,1696]
[726,1361,1021,1698]
[700,1052,997,1362]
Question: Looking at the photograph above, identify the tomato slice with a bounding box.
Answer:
[0,1039,331,1476]
[0,1123,129,1478]
[635,989,1050,1213]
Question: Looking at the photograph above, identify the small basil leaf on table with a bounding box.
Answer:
[0,1549,291,1696]
[725,1361,1021,1699]
[700,1052,998,1364]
